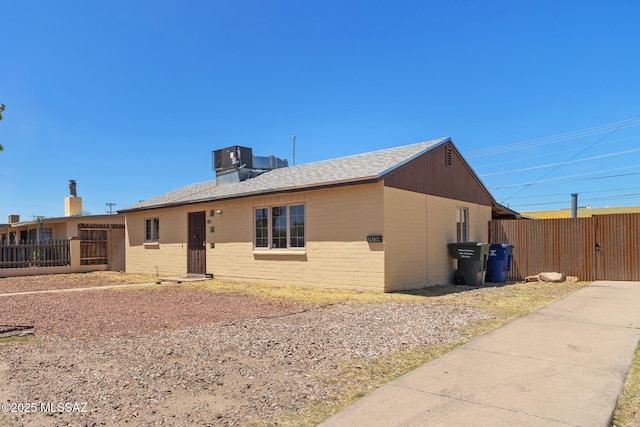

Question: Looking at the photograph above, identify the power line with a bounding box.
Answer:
[499,114,640,203]
[475,134,640,172]
[480,147,640,177]
[488,169,640,190]
[467,117,640,158]
[498,186,640,200]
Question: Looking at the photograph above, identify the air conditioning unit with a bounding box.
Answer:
[212,146,253,172]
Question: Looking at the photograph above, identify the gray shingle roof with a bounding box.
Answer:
[120,137,450,212]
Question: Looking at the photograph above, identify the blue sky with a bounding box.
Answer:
[1,0,639,220]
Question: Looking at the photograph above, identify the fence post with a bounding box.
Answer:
[69,237,81,272]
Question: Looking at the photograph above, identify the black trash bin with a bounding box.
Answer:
[486,244,514,283]
[447,242,490,286]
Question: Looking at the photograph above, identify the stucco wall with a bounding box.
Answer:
[383,187,492,292]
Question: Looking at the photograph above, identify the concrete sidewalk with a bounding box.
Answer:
[320,281,640,427]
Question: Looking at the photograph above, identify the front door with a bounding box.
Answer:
[188,211,206,275]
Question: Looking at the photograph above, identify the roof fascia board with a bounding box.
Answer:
[119,177,381,214]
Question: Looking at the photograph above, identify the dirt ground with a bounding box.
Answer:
[0,272,156,295]
[0,273,489,426]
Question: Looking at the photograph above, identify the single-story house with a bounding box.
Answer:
[1,180,124,244]
[1,181,126,273]
[120,137,518,292]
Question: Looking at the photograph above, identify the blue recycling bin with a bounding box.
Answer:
[486,244,514,283]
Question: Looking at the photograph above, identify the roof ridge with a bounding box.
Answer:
[285,137,450,169]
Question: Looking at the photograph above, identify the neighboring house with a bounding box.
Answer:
[120,137,518,292]
[1,181,126,273]
[0,213,124,244]
[522,205,640,219]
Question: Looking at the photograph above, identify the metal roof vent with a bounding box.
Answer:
[445,146,453,167]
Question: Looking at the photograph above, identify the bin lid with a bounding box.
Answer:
[448,242,490,247]
[489,243,514,248]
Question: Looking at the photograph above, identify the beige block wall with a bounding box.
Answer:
[126,207,193,277]
[126,183,387,290]
[383,188,428,291]
[383,187,492,292]
[124,183,491,291]
[209,183,386,290]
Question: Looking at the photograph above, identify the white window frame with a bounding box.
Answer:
[145,217,160,242]
[254,204,305,250]
[456,207,468,243]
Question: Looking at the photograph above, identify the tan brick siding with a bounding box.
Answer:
[126,184,386,290]
[209,184,386,290]
[383,187,492,291]
[124,182,491,291]
[125,207,191,277]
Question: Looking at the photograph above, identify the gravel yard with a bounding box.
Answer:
[0,273,490,426]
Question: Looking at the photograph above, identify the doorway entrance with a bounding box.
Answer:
[188,211,206,275]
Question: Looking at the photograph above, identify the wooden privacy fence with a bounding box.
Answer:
[0,240,70,269]
[489,213,640,281]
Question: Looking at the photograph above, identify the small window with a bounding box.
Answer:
[254,204,305,249]
[271,206,288,249]
[289,205,305,248]
[255,208,269,248]
[456,207,468,242]
[40,228,53,242]
[145,217,160,242]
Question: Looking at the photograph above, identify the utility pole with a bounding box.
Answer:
[0,104,5,152]
[292,135,297,166]
[106,202,117,214]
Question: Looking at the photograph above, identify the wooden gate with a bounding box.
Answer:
[489,213,640,281]
[594,214,640,280]
[188,211,206,275]
[107,228,126,272]
[78,224,125,271]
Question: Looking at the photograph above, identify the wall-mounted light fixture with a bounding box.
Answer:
[216,209,223,216]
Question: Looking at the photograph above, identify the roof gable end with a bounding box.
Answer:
[383,140,494,206]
